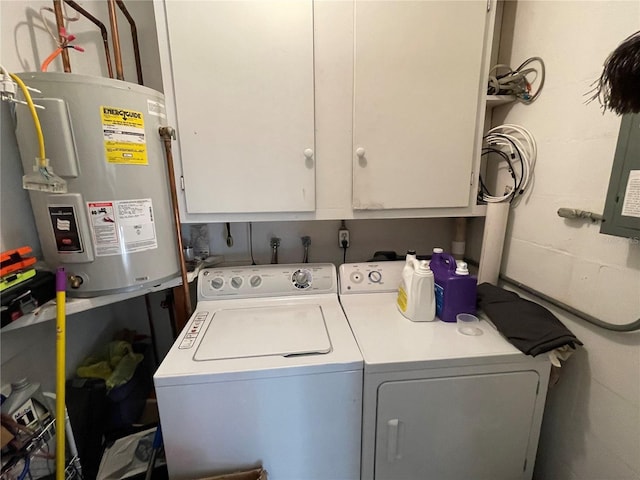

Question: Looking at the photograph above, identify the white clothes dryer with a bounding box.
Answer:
[339,262,550,480]
[155,264,363,480]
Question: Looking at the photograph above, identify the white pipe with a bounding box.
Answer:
[477,202,510,284]
[452,218,467,260]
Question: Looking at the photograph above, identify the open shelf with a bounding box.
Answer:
[1,275,184,333]
[486,94,516,108]
[1,258,213,333]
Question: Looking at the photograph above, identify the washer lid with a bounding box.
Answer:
[194,304,332,361]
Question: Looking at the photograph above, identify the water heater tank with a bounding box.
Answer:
[14,72,180,297]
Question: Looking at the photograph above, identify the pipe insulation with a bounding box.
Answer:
[477,202,510,285]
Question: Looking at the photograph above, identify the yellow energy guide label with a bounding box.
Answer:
[101,106,148,165]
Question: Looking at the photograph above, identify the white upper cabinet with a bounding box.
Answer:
[162,1,315,214]
[155,0,495,221]
[352,1,489,210]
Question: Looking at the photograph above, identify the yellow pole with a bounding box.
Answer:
[55,267,66,480]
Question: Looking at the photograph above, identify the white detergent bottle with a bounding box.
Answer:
[397,250,417,314]
[397,258,436,322]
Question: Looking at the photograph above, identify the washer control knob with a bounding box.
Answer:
[250,275,262,288]
[292,269,312,289]
[368,270,382,283]
[230,276,243,289]
[210,277,224,290]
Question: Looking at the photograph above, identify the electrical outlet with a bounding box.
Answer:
[339,229,350,248]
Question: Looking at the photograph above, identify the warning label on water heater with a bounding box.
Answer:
[88,199,157,256]
[101,106,148,165]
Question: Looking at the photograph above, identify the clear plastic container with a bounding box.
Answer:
[456,313,483,336]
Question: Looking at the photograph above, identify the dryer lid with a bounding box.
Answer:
[194,304,332,361]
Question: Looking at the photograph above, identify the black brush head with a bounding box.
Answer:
[588,30,640,114]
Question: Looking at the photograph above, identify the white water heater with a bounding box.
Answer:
[14,72,179,297]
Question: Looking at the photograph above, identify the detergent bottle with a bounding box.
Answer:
[397,255,436,322]
[1,378,52,428]
[429,248,478,322]
[400,250,417,285]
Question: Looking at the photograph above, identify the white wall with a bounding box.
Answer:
[183,218,457,266]
[0,0,162,90]
[492,2,640,478]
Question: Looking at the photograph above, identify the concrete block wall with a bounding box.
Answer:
[493,2,640,478]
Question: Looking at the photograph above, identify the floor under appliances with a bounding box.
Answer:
[338,261,550,480]
[155,264,363,480]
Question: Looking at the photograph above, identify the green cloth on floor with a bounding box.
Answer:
[77,340,143,390]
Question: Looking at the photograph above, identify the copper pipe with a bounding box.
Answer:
[159,126,193,322]
[63,0,114,78]
[115,0,143,85]
[107,0,124,80]
[52,0,71,72]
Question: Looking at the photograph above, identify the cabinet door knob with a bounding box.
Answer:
[356,147,366,158]
[304,148,314,159]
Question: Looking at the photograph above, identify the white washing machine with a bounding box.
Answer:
[155,264,363,480]
[338,262,550,480]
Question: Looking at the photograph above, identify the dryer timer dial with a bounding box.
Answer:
[368,270,382,283]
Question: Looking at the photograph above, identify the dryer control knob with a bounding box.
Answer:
[250,275,262,288]
[231,276,243,289]
[368,270,382,283]
[210,277,224,290]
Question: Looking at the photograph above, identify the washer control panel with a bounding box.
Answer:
[178,311,208,349]
[198,263,336,301]
[339,261,406,294]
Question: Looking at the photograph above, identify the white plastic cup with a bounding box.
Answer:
[456,313,483,336]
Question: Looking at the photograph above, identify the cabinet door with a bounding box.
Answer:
[353,1,489,210]
[375,372,539,480]
[164,1,315,213]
